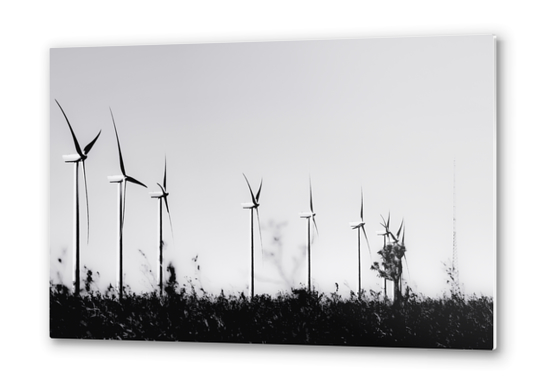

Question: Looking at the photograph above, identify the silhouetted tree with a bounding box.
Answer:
[371,242,406,305]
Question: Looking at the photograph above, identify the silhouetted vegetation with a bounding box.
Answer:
[50,273,493,349]
[371,242,407,306]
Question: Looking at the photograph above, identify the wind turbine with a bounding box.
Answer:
[107,109,147,300]
[349,187,371,298]
[299,178,319,292]
[376,214,406,300]
[149,157,173,296]
[376,213,395,299]
[241,173,263,299]
[56,100,101,295]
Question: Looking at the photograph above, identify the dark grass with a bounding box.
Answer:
[50,284,493,349]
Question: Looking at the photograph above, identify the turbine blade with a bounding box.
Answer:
[396,219,404,239]
[157,183,167,195]
[56,99,83,157]
[401,224,406,245]
[360,186,364,220]
[309,178,314,213]
[242,173,257,205]
[403,255,411,279]
[163,195,174,240]
[312,216,319,237]
[163,156,167,191]
[255,179,262,203]
[121,180,127,235]
[161,189,170,214]
[361,226,372,260]
[83,130,102,155]
[255,207,263,260]
[126,175,147,188]
[380,214,387,228]
[82,160,90,244]
[110,108,126,176]
[309,217,319,245]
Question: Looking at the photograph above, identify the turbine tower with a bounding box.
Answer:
[241,173,262,299]
[149,157,173,296]
[349,187,371,298]
[56,100,101,295]
[108,109,147,300]
[299,178,319,292]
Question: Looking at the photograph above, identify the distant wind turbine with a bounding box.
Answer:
[299,178,319,292]
[349,187,371,298]
[150,157,173,296]
[376,213,394,299]
[241,173,263,298]
[56,100,101,295]
[107,109,147,300]
[376,214,406,300]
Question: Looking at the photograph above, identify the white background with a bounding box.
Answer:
[0,1,536,382]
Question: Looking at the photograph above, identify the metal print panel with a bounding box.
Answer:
[50,35,496,349]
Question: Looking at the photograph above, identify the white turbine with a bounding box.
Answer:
[108,109,147,300]
[150,157,173,296]
[299,178,319,292]
[349,187,371,298]
[241,173,262,299]
[56,100,101,295]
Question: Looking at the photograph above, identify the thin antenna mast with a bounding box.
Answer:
[452,160,459,286]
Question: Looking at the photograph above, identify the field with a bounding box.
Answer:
[50,282,493,349]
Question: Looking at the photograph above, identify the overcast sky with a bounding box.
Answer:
[50,35,495,298]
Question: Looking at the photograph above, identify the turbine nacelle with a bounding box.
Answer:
[150,184,169,199]
[63,154,83,163]
[241,202,258,209]
[150,191,166,199]
[108,175,125,184]
[350,221,365,229]
[300,211,315,219]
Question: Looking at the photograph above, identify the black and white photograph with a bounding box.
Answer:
[8,0,542,382]
[50,35,495,349]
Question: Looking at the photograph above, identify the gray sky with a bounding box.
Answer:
[50,35,495,298]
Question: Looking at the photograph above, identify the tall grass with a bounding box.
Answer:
[50,276,493,349]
